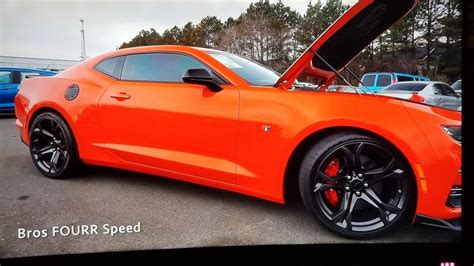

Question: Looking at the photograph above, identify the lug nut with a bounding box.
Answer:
[344,186,350,191]
[363,183,369,188]
[346,176,352,180]
[358,173,363,178]
[355,191,361,196]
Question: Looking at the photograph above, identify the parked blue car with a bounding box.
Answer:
[0,67,57,113]
[360,72,430,93]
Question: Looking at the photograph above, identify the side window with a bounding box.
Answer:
[361,75,375,86]
[432,84,442,95]
[376,74,392,86]
[0,71,12,84]
[121,53,209,82]
[95,56,125,78]
[440,84,456,96]
[397,75,415,82]
[21,72,39,79]
[20,72,46,81]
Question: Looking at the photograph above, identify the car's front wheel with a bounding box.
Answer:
[29,112,79,178]
[299,132,416,239]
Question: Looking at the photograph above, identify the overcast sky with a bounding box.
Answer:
[0,0,357,60]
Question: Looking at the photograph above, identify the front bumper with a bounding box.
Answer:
[414,152,461,220]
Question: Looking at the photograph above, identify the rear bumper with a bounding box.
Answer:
[415,215,461,231]
[15,118,28,146]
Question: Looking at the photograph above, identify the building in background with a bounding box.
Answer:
[0,56,80,71]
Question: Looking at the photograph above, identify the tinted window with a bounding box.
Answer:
[121,53,209,82]
[0,71,12,84]
[397,75,415,82]
[361,75,375,86]
[96,56,125,78]
[439,84,456,96]
[432,84,442,95]
[384,82,426,91]
[206,51,279,86]
[376,74,392,86]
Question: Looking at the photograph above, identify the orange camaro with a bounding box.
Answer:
[14,0,461,238]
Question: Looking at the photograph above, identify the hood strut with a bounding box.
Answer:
[342,66,376,95]
[312,50,364,95]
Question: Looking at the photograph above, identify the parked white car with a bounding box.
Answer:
[379,81,461,111]
[451,79,462,97]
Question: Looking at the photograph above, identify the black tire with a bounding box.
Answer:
[298,132,416,239]
[29,112,79,179]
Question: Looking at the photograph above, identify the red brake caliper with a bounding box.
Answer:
[323,158,340,207]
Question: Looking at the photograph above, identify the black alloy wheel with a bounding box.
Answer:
[299,132,416,239]
[29,112,79,178]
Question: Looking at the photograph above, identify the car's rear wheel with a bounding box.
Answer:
[29,112,79,179]
[299,132,416,239]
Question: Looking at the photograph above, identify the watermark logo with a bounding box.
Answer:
[440,262,455,266]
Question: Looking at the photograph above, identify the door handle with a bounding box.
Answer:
[110,92,130,100]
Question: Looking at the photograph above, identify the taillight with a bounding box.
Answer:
[409,93,425,103]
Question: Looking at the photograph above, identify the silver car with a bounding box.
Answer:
[451,79,462,97]
[379,81,461,111]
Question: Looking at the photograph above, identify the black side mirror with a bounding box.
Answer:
[182,68,222,92]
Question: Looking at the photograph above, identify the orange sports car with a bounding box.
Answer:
[14,0,461,238]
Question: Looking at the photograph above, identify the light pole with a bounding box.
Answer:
[80,19,88,61]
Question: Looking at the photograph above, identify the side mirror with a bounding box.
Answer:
[182,68,222,92]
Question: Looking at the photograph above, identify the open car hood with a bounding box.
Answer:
[275,0,418,89]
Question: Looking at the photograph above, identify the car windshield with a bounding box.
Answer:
[205,50,280,86]
[451,80,462,90]
[383,83,426,92]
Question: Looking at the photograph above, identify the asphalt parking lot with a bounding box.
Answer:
[0,115,461,258]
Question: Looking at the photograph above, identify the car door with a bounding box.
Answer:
[374,74,392,92]
[429,83,445,106]
[98,52,239,183]
[360,74,375,92]
[0,70,20,111]
[438,83,461,110]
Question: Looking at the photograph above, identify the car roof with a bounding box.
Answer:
[114,45,213,54]
[96,45,223,62]
[387,81,440,86]
[193,47,224,53]
[362,72,427,78]
[0,66,57,73]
